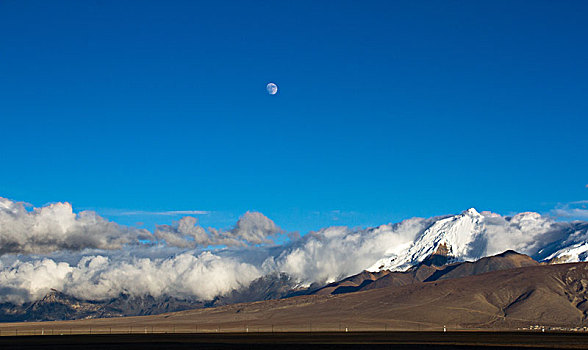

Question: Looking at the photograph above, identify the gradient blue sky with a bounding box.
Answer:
[1,1,587,233]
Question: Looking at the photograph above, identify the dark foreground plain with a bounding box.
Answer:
[1,332,588,350]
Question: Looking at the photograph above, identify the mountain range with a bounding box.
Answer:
[0,250,574,323]
[2,255,588,333]
[1,208,588,324]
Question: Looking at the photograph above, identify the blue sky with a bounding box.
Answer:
[1,1,587,233]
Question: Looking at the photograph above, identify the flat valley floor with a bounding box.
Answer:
[1,332,588,349]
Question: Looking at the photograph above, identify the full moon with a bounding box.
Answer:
[266,82,278,95]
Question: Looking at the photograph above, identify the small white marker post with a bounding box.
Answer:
[443,325,447,333]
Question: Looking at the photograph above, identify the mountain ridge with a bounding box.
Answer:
[3,261,588,332]
[311,250,539,296]
[0,250,543,322]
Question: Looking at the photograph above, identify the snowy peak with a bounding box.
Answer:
[545,242,588,264]
[369,208,488,271]
[535,222,588,264]
[367,208,588,272]
[463,207,481,217]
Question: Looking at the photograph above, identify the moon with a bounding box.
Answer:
[266,82,278,95]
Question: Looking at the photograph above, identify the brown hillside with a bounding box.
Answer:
[314,250,539,295]
[2,261,587,334]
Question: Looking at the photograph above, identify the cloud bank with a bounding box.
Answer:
[0,197,282,253]
[265,218,432,284]
[0,198,151,255]
[0,252,261,305]
[1,196,587,305]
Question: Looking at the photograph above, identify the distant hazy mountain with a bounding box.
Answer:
[0,290,206,322]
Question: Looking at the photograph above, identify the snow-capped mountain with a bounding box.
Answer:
[545,242,588,264]
[368,208,588,272]
[533,222,588,263]
[368,208,486,271]
[541,222,588,264]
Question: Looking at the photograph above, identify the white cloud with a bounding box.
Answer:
[0,258,73,304]
[552,208,588,219]
[550,200,588,219]
[262,218,432,284]
[0,197,282,254]
[0,252,261,304]
[154,216,209,248]
[0,197,151,255]
[154,211,283,248]
[482,211,566,257]
[229,211,283,244]
[0,217,432,304]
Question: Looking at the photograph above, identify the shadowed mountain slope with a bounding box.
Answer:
[128,261,588,329]
[313,250,539,295]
